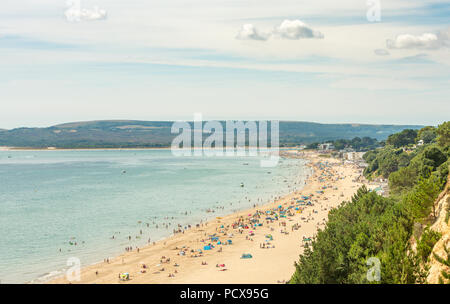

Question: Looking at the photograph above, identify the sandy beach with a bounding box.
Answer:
[50,151,371,284]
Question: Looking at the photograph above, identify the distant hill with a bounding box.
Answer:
[0,120,423,148]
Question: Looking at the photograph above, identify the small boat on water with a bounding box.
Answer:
[240,183,244,187]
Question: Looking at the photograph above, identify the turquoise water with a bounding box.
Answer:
[0,149,308,283]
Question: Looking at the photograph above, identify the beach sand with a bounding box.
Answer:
[50,152,371,284]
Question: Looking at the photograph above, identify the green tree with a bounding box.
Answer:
[389,166,418,194]
[387,129,418,148]
[404,175,442,220]
[290,188,423,284]
[437,121,450,147]
[306,142,319,150]
[416,228,441,263]
[433,245,450,284]
[417,126,437,144]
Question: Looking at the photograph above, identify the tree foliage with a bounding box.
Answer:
[290,188,426,283]
[291,123,450,284]
[417,126,437,144]
[363,146,413,178]
[386,129,418,148]
[437,121,450,147]
[433,245,450,284]
[417,228,441,263]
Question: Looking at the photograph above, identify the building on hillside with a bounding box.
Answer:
[318,143,335,151]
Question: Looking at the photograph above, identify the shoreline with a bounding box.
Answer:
[0,147,302,152]
[49,151,371,284]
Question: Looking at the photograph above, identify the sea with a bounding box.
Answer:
[0,149,310,283]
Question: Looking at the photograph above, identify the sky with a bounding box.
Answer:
[0,0,449,129]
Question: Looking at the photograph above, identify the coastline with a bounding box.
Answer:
[0,146,173,151]
[0,146,300,152]
[49,151,371,284]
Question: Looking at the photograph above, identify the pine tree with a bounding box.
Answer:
[433,244,450,284]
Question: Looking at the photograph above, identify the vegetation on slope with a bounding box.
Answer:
[306,136,380,152]
[290,121,450,284]
[433,246,450,284]
[0,120,421,148]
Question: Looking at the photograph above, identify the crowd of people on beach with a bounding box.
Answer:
[63,154,365,284]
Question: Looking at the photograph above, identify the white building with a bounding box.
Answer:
[318,143,335,151]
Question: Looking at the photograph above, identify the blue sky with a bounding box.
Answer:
[0,0,449,129]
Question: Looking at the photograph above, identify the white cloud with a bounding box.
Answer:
[386,28,450,50]
[387,33,438,49]
[273,20,324,40]
[374,49,390,56]
[236,19,323,42]
[64,0,107,23]
[236,24,269,41]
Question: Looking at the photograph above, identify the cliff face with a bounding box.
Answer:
[427,174,450,284]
